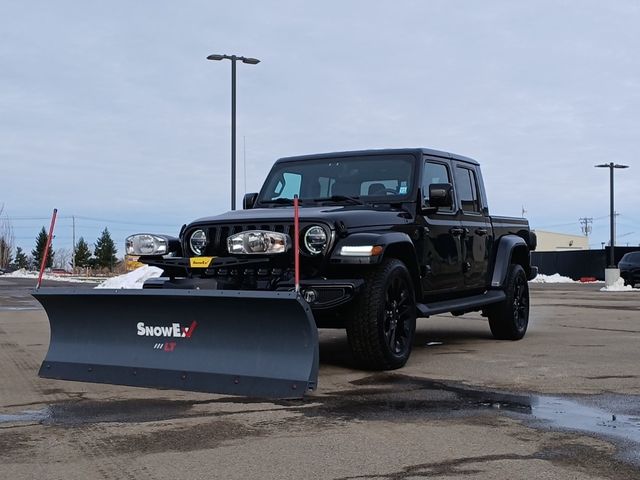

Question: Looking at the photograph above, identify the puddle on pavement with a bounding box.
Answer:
[0,409,50,424]
[0,399,196,427]
[1,374,638,454]
[0,306,40,312]
[531,396,640,444]
[318,374,640,450]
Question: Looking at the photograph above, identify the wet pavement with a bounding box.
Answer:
[1,278,640,479]
[2,373,640,458]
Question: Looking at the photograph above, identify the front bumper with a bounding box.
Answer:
[140,255,365,310]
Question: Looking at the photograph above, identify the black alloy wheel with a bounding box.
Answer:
[512,273,529,332]
[347,258,417,370]
[383,275,414,356]
[488,263,529,340]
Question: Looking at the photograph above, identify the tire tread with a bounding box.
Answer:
[347,258,415,370]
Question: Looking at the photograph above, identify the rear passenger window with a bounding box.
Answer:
[455,167,481,213]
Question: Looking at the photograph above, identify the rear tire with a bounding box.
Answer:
[487,263,529,340]
[347,259,417,370]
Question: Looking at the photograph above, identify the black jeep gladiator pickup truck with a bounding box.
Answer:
[128,148,537,370]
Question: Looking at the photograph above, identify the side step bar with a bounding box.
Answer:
[417,290,506,317]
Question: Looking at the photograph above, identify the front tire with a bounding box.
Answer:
[487,263,529,340]
[347,258,417,370]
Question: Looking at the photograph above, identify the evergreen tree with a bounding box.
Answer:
[14,247,29,269]
[32,227,54,269]
[73,237,92,268]
[94,228,117,270]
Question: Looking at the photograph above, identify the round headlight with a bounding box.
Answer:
[125,234,168,256]
[189,229,207,255]
[304,226,327,255]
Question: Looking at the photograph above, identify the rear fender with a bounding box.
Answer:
[490,235,533,287]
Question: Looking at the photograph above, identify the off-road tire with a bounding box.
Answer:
[487,263,529,340]
[347,258,417,370]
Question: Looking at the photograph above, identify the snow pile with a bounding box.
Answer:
[4,268,36,278]
[529,273,577,284]
[94,266,163,289]
[599,278,637,292]
[5,269,96,283]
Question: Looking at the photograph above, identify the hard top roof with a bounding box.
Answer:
[275,148,479,166]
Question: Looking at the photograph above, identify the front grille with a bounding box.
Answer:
[182,223,292,257]
[205,223,293,256]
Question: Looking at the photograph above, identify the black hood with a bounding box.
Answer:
[188,205,414,230]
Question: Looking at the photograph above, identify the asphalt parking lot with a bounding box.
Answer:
[1,277,639,479]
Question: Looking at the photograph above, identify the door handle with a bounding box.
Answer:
[449,227,465,236]
[475,228,488,236]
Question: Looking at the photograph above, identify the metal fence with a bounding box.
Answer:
[531,247,640,280]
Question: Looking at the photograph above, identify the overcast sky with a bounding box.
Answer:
[2,0,639,256]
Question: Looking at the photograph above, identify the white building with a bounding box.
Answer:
[533,230,589,252]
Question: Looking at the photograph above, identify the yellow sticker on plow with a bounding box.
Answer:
[190,257,214,268]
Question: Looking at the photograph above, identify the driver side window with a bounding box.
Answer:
[423,161,453,211]
[271,172,302,200]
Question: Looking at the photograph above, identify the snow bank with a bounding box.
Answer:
[94,266,163,289]
[529,273,577,284]
[599,278,637,292]
[5,269,97,283]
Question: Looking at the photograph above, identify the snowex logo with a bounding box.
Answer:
[136,321,198,352]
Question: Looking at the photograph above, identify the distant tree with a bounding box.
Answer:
[0,238,11,269]
[53,248,72,270]
[73,237,92,268]
[94,228,117,270]
[0,204,15,269]
[32,227,54,269]
[14,247,29,269]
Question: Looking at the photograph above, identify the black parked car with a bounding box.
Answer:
[619,252,640,287]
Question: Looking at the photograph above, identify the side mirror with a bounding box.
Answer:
[243,192,258,210]
[426,183,453,210]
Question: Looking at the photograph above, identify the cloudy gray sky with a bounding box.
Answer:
[2,0,639,255]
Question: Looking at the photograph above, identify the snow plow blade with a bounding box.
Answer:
[34,288,319,399]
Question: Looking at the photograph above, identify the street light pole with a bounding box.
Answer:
[595,162,629,268]
[207,53,260,210]
[231,57,236,211]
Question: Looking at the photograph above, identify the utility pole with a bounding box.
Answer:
[579,217,593,237]
[72,215,76,270]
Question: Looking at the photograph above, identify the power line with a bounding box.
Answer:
[3,214,176,228]
[73,215,177,227]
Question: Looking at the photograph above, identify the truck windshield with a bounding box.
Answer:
[258,154,415,204]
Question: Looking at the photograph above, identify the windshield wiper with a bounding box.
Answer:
[313,195,364,205]
[260,198,294,205]
[260,198,314,206]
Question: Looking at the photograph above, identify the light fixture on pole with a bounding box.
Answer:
[207,53,260,210]
[595,162,629,269]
